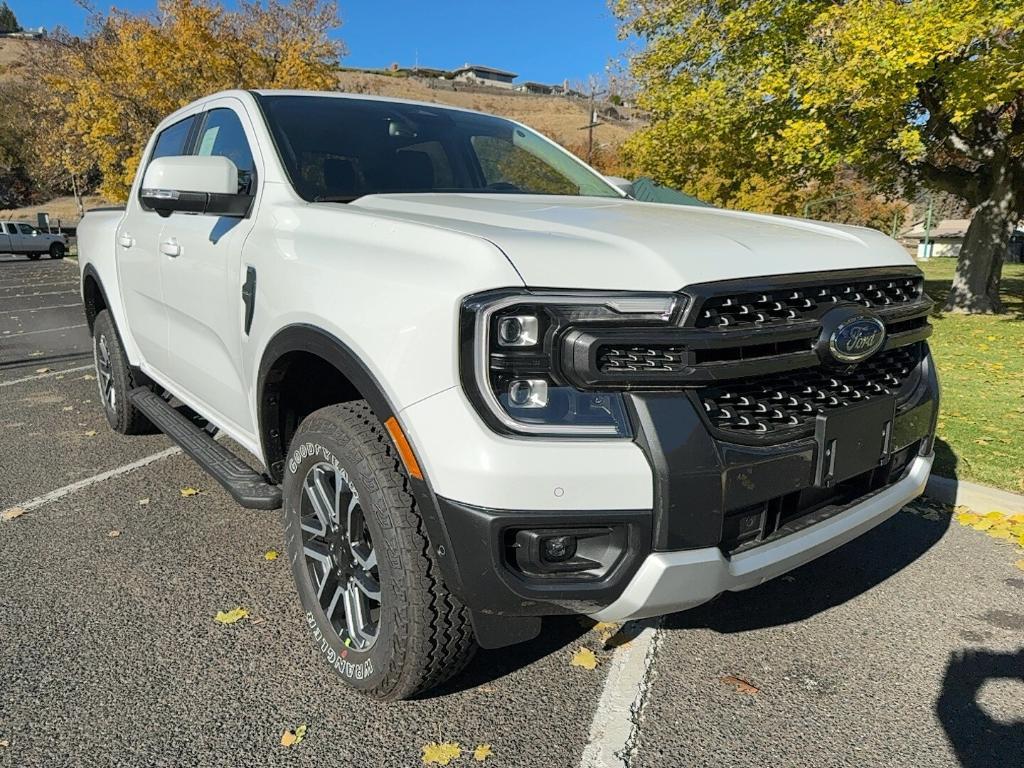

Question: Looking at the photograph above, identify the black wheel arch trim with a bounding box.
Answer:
[81,263,112,332]
[256,324,477,618]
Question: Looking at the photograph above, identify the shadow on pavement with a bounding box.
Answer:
[427,615,589,698]
[936,648,1024,768]
[665,496,952,634]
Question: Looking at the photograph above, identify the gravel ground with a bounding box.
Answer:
[1,257,1021,768]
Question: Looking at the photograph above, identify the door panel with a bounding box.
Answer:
[158,101,260,435]
[116,113,199,373]
[0,223,13,253]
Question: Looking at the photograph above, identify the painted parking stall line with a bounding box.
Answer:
[0,446,182,519]
[579,620,663,768]
[2,323,87,337]
[0,364,93,388]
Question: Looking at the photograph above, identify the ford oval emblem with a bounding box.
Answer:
[829,315,886,363]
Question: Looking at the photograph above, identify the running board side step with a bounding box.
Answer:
[127,387,282,510]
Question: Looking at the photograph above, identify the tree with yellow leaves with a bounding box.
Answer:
[29,0,344,202]
[617,0,1024,314]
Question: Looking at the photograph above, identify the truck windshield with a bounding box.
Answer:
[255,94,622,203]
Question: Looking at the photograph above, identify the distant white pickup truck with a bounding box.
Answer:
[0,220,67,259]
[77,89,939,701]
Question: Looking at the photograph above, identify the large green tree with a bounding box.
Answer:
[617,0,1024,313]
[0,2,20,33]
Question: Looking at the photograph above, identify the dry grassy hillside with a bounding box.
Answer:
[0,38,33,82]
[336,71,637,153]
[0,39,641,220]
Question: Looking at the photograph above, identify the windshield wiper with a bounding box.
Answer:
[313,195,362,203]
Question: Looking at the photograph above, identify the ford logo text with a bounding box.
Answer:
[829,316,886,363]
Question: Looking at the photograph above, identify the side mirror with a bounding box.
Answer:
[605,176,635,197]
[141,156,252,218]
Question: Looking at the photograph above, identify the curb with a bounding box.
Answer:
[924,475,1024,514]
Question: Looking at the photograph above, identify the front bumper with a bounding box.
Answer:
[590,453,932,621]
[402,347,938,621]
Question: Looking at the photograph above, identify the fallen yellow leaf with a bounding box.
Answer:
[971,520,995,531]
[570,647,599,670]
[987,529,1012,540]
[1016,560,1024,572]
[984,511,1006,521]
[264,550,279,561]
[954,512,981,526]
[721,674,760,695]
[0,739,8,747]
[472,744,493,762]
[35,367,50,373]
[180,487,201,497]
[1009,514,1024,525]
[138,498,150,506]
[84,430,97,437]
[281,725,306,747]
[1,507,25,522]
[422,742,461,765]
[214,607,249,624]
[108,530,121,538]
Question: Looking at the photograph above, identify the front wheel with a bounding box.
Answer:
[282,402,476,700]
[49,242,66,259]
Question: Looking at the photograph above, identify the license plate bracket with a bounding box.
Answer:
[814,395,896,488]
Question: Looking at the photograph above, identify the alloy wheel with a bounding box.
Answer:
[299,462,381,650]
[95,333,116,411]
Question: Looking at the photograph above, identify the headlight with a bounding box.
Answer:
[460,290,684,437]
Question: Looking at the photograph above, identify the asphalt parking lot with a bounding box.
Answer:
[1,256,1022,768]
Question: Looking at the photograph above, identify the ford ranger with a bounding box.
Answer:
[77,90,939,700]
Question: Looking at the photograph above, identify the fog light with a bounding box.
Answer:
[508,379,548,408]
[497,314,539,347]
[541,535,576,563]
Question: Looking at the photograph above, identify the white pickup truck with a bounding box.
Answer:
[77,90,939,700]
[0,220,67,259]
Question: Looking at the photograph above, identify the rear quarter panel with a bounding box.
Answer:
[77,208,141,362]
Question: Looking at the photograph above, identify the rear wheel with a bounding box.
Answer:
[49,242,66,259]
[92,310,152,434]
[282,402,476,700]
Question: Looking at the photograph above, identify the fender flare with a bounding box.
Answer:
[81,263,111,332]
[256,324,472,602]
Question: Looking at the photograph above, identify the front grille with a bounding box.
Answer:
[699,343,922,438]
[598,345,685,373]
[694,276,924,329]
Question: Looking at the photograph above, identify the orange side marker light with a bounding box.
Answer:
[384,416,424,480]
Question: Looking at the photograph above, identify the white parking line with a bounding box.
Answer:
[2,323,87,337]
[0,303,81,314]
[0,281,77,291]
[0,364,92,388]
[578,619,663,768]
[2,289,78,299]
[0,446,182,519]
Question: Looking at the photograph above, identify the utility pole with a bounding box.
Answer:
[921,193,934,260]
[578,89,603,165]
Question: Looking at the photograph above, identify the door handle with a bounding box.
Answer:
[118,233,134,249]
[159,238,181,257]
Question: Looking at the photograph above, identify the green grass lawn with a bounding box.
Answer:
[919,259,1024,493]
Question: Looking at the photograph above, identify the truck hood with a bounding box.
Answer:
[351,193,914,291]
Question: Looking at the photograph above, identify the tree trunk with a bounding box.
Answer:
[944,159,1018,314]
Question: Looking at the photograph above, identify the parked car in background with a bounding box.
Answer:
[0,221,68,259]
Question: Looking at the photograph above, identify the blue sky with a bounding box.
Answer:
[9,1,630,85]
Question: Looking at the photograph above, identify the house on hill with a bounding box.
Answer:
[451,64,518,89]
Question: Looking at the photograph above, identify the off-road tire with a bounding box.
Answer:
[92,310,152,434]
[49,242,66,259]
[283,401,477,700]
